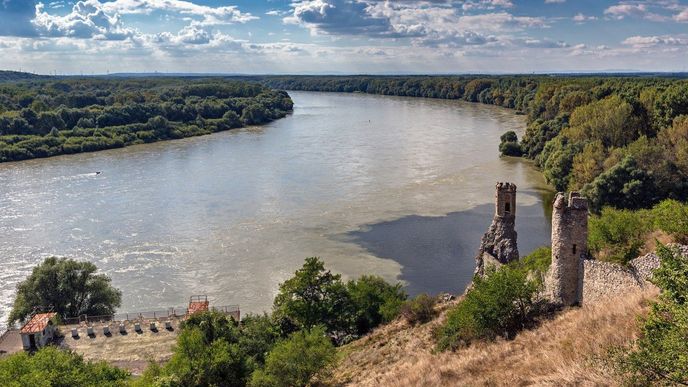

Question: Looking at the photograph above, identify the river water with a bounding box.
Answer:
[0,91,553,329]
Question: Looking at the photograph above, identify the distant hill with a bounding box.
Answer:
[0,71,50,82]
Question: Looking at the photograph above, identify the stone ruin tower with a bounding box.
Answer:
[548,192,589,306]
[474,182,519,276]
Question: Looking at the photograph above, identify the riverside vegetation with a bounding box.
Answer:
[0,77,293,162]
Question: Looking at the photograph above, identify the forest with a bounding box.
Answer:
[259,75,688,211]
[0,77,293,162]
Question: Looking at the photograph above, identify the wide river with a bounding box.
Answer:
[0,91,554,329]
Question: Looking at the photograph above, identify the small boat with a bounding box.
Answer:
[95,171,102,175]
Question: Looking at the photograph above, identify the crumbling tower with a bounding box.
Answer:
[474,182,519,276]
[548,192,588,306]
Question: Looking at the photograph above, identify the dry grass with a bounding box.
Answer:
[327,290,657,386]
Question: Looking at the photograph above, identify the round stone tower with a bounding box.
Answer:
[548,192,589,306]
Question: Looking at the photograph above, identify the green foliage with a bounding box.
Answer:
[499,131,523,156]
[400,293,437,325]
[249,327,335,387]
[436,265,539,351]
[273,257,354,335]
[614,245,688,384]
[237,314,281,370]
[588,207,651,265]
[0,78,293,162]
[347,275,407,335]
[163,327,248,387]
[0,346,129,387]
[514,246,552,278]
[651,199,688,243]
[582,155,657,212]
[8,257,122,325]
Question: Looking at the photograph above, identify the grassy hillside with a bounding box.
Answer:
[328,289,655,386]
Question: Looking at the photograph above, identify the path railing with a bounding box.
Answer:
[63,305,240,326]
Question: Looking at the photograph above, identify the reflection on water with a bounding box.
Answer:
[0,91,552,329]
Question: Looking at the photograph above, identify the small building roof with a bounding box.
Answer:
[20,312,57,334]
[188,301,209,315]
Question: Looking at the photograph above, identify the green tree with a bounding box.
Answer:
[346,275,407,335]
[249,327,335,387]
[0,346,129,387]
[238,314,281,370]
[273,257,354,335]
[582,155,657,212]
[8,257,122,324]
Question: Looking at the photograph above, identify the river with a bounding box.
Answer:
[0,91,553,329]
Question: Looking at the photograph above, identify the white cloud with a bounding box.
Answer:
[33,0,136,40]
[622,34,688,48]
[100,0,257,25]
[544,0,565,3]
[604,3,667,22]
[573,13,597,23]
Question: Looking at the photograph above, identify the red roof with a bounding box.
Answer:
[188,301,209,315]
[20,312,57,334]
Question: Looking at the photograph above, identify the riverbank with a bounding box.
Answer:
[0,78,293,163]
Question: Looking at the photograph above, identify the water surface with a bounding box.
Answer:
[0,91,552,329]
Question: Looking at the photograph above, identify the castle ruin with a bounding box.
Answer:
[474,182,519,276]
[547,192,589,306]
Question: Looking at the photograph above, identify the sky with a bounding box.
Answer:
[0,0,686,74]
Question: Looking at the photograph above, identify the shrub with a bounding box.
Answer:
[0,346,129,386]
[499,131,523,156]
[436,265,539,351]
[651,199,688,243]
[249,327,335,387]
[347,275,407,335]
[588,207,651,265]
[613,245,688,384]
[400,293,437,325]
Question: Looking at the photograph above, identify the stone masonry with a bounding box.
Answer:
[547,192,588,306]
[474,182,519,277]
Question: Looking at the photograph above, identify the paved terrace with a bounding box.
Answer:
[58,305,239,374]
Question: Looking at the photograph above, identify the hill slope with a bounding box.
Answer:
[0,71,49,82]
[328,290,655,386]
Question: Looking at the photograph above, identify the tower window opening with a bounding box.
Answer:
[572,244,577,255]
[505,202,511,214]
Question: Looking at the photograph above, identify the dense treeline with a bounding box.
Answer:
[0,78,293,162]
[259,75,688,210]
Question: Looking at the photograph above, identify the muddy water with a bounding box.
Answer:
[0,91,552,329]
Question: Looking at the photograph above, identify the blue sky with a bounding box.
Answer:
[0,0,686,74]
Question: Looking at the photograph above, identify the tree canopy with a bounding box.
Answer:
[8,257,121,325]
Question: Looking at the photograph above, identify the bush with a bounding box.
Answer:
[400,293,437,325]
[0,346,129,386]
[249,327,335,387]
[499,131,523,156]
[347,275,407,335]
[436,265,539,351]
[588,207,651,265]
[613,245,688,384]
[651,199,688,243]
